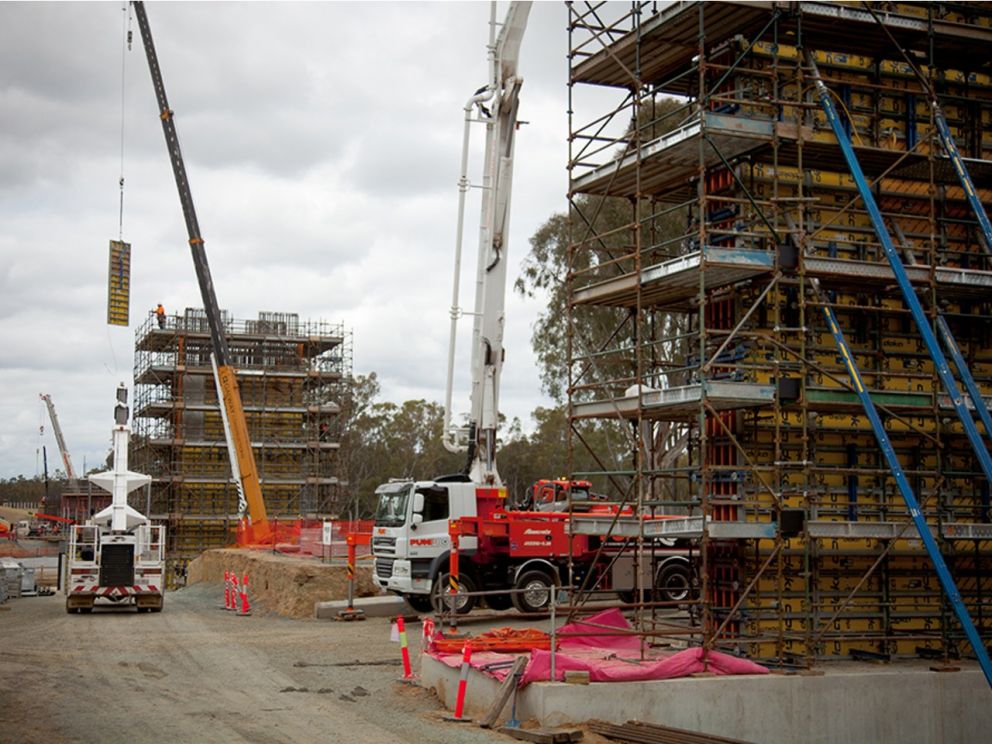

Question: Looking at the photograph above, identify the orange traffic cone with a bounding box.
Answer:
[237,573,252,616]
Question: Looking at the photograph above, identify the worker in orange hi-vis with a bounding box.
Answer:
[155,303,166,329]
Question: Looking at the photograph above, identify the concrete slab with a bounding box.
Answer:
[314,595,408,619]
[420,654,992,744]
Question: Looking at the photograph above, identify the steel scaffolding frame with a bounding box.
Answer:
[131,309,351,573]
[565,0,992,667]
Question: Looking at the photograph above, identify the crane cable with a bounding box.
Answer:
[105,2,132,377]
[117,2,132,241]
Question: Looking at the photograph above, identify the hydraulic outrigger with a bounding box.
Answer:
[132,1,270,542]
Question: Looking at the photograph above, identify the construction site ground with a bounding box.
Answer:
[3,549,988,743]
[0,548,616,744]
[0,583,593,744]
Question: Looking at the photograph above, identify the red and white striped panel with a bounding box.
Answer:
[71,583,160,597]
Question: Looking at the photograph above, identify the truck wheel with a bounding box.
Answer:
[404,594,433,614]
[512,570,555,613]
[431,572,477,615]
[656,562,693,603]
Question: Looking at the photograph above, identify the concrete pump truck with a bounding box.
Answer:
[370,2,693,614]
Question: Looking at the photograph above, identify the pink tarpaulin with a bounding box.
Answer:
[427,608,768,686]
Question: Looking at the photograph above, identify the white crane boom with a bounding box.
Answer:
[39,393,79,489]
[443,0,531,486]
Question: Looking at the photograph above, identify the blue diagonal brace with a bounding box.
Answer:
[820,302,992,689]
[937,315,992,440]
[933,110,992,253]
[807,53,992,488]
[808,52,992,688]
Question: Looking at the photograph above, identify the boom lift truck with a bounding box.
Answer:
[66,385,165,613]
[370,2,691,614]
[131,1,269,543]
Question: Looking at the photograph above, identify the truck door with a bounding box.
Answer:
[408,485,450,558]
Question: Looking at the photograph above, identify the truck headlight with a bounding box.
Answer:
[392,563,410,577]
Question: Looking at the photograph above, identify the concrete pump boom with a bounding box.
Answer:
[132,1,269,541]
[443,1,531,486]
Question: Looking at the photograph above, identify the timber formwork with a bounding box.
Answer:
[131,309,351,570]
[566,1,992,666]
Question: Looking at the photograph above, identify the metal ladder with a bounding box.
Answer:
[807,52,992,687]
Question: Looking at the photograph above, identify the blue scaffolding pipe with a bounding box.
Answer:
[819,299,992,689]
[936,315,992,441]
[933,110,992,253]
[807,53,992,689]
[807,53,992,489]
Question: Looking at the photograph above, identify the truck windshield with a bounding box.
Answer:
[571,486,591,502]
[374,482,411,527]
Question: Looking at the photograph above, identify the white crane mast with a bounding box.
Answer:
[39,393,79,489]
[443,1,531,485]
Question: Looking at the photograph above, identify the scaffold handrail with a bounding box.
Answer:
[808,52,992,689]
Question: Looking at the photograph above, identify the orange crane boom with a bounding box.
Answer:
[132,1,270,543]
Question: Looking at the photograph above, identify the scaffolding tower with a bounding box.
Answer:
[566,1,992,667]
[131,309,352,571]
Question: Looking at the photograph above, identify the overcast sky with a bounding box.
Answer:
[0,1,603,478]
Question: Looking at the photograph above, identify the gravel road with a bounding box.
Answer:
[0,585,516,744]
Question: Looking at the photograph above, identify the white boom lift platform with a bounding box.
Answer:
[65,384,165,613]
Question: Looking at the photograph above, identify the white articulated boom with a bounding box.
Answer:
[443,1,531,486]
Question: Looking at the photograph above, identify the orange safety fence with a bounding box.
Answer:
[0,544,61,559]
[432,627,558,655]
[235,518,374,559]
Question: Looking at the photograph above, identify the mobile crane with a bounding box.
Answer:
[132,1,269,542]
[39,393,80,491]
[370,2,691,614]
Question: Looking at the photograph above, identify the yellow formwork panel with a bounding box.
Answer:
[107,240,131,327]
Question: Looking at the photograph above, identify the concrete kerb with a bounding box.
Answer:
[315,595,409,619]
[419,653,992,743]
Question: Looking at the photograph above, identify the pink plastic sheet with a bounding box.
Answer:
[428,608,768,686]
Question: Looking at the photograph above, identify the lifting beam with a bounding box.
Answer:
[807,52,992,688]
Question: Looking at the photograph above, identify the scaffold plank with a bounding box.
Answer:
[571,381,775,421]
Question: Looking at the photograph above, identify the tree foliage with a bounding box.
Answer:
[512,95,695,503]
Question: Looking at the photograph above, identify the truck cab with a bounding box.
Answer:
[371,478,496,612]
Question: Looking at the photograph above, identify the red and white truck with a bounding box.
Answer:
[371,476,693,613]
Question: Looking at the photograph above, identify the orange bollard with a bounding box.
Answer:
[222,570,231,610]
[444,641,473,723]
[237,573,252,616]
[228,573,239,612]
[336,534,365,620]
[397,615,413,680]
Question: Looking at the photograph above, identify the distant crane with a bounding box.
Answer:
[39,393,79,490]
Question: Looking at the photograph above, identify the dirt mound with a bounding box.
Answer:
[187,549,380,620]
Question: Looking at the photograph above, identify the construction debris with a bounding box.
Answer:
[588,720,755,744]
[478,655,528,729]
[499,727,583,744]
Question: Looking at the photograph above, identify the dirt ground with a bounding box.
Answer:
[0,584,539,744]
